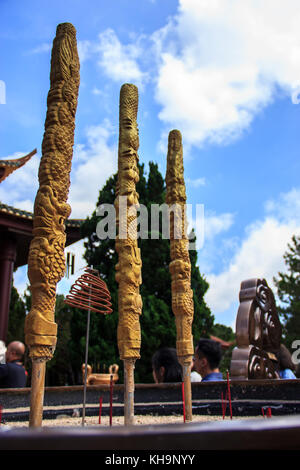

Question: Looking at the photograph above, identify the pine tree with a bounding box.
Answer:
[273,234,300,349]
[80,161,214,382]
[45,295,75,386]
[7,280,27,344]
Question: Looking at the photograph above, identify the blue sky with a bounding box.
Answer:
[1,0,300,330]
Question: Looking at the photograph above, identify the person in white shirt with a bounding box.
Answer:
[190,356,201,382]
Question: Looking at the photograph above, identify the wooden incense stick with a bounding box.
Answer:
[110,374,113,426]
[24,23,80,428]
[166,130,194,422]
[115,84,142,426]
[227,370,233,420]
[99,396,103,424]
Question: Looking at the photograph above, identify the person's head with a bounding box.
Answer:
[194,338,222,378]
[5,341,25,364]
[152,347,182,383]
[276,344,295,372]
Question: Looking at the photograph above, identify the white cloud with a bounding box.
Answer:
[152,0,300,148]
[265,187,300,223]
[0,151,39,212]
[13,265,29,297]
[14,239,88,297]
[92,87,102,96]
[0,120,117,221]
[2,128,117,296]
[27,43,51,55]
[187,206,234,252]
[94,29,149,88]
[204,211,234,241]
[69,119,117,219]
[26,39,91,64]
[186,177,206,188]
[77,40,93,63]
[57,239,88,296]
[205,188,300,319]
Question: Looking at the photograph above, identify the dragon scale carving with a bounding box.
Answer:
[115,84,142,360]
[25,23,80,360]
[166,130,194,362]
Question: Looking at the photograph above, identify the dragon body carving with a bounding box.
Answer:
[115,84,142,360]
[25,23,80,360]
[166,130,194,362]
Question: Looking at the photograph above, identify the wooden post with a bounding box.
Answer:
[124,358,136,425]
[29,360,46,427]
[181,360,192,422]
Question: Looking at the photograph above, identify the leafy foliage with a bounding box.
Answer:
[45,295,74,386]
[273,234,300,350]
[210,324,235,376]
[7,281,26,344]
[211,323,235,342]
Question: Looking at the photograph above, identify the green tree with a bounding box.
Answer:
[20,288,77,386]
[7,280,26,344]
[273,234,300,349]
[80,162,214,383]
[45,295,75,386]
[7,284,32,382]
[210,323,236,376]
[211,323,235,342]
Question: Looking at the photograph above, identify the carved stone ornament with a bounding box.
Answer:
[25,23,80,361]
[230,278,282,380]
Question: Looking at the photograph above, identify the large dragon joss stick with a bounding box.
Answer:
[166,129,194,422]
[25,23,80,427]
[115,84,142,425]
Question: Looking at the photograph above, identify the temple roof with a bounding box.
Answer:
[0,202,83,227]
[209,335,235,349]
[0,202,84,268]
[0,148,85,267]
[0,149,37,183]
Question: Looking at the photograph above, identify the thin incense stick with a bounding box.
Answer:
[226,370,232,420]
[99,396,103,424]
[110,374,113,426]
[82,290,91,427]
[182,382,186,423]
